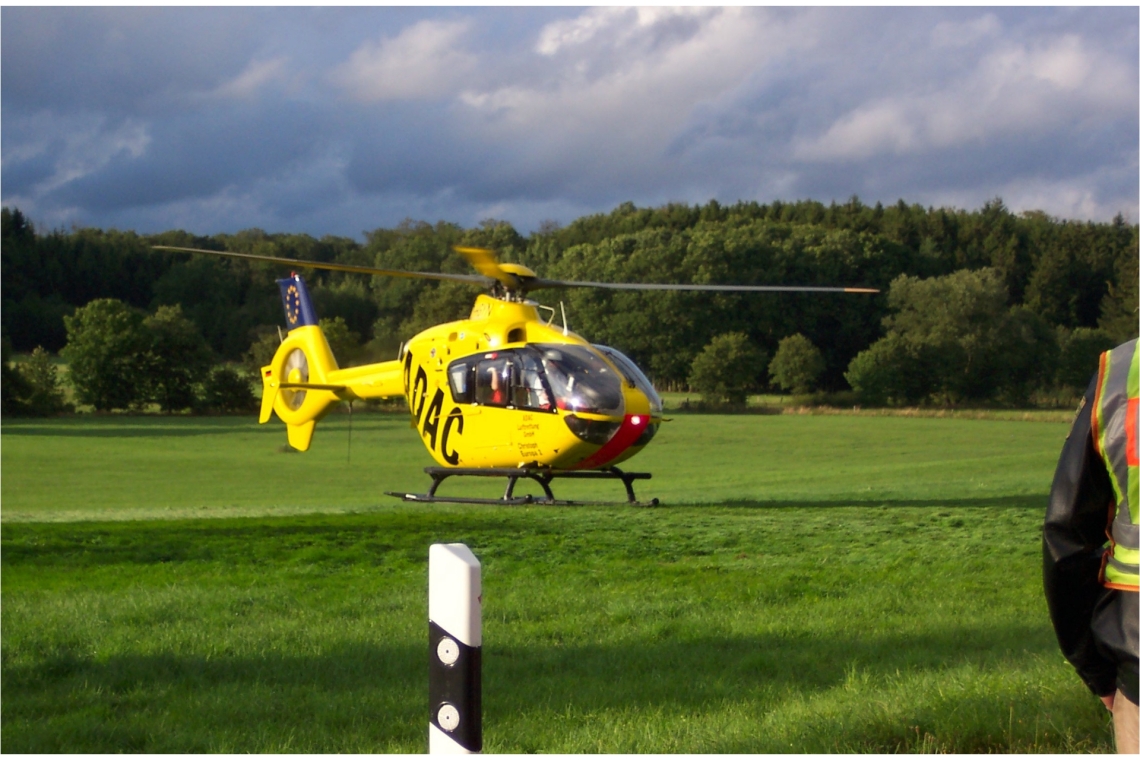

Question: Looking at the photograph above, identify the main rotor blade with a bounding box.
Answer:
[154,245,878,294]
[452,246,519,289]
[525,279,880,294]
[152,245,493,286]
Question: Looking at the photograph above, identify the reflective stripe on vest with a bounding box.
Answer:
[1093,339,1139,590]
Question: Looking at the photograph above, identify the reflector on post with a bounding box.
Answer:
[429,543,482,754]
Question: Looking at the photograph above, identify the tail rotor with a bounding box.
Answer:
[281,348,310,410]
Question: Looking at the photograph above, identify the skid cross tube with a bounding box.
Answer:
[387,466,657,506]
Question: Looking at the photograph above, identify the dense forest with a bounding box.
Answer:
[2,196,1137,411]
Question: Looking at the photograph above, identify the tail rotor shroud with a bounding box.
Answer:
[281,348,310,410]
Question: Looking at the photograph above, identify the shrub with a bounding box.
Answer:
[201,366,257,414]
[845,334,940,406]
[15,347,71,416]
[2,336,32,415]
[1055,327,1116,390]
[244,327,282,378]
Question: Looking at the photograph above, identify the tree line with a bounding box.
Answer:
[2,197,1136,413]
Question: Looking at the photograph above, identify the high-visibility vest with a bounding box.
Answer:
[1093,338,1139,591]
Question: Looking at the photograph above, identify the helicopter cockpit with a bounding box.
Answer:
[448,344,626,416]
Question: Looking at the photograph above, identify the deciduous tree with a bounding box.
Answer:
[688,332,767,406]
[62,299,149,411]
[142,304,213,413]
[845,268,1057,405]
[770,333,825,395]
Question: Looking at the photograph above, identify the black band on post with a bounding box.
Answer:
[429,619,482,751]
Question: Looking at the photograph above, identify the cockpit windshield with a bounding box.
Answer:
[534,344,625,416]
[594,345,663,416]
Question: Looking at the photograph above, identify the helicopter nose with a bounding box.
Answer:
[571,413,650,470]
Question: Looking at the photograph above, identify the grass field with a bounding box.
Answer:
[1,411,1115,752]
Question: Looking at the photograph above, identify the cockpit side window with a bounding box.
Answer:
[475,355,513,406]
[511,350,553,411]
[447,360,474,404]
[465,351,553,411]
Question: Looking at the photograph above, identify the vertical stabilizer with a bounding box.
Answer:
[278,273,319,330]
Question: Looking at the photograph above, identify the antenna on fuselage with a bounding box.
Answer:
[560,301,570,336]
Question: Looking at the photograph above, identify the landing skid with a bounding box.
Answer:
[386,466,659,507]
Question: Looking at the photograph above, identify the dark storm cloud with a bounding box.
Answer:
[2,7,1136,237]
[51,103,327,212]
[1,8,272,114]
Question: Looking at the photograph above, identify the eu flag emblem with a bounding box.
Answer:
[277,275,318,329]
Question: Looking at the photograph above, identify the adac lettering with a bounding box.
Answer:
[441,407,463,465]
[421,388,444,450]
[402,350,413,392]
[411,365,429,426]
[405,348,464,463]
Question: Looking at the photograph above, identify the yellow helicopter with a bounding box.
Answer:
[154,244,878,504]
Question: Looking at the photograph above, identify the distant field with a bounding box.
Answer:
[1,412,1114,752]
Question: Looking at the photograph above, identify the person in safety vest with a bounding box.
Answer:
[1044,338,1139,754]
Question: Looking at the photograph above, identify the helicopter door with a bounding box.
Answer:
[511,350,553,411]
[474,354,514,407]
[462,351,554,411]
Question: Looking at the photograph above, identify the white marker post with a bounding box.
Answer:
[428,543,482,754]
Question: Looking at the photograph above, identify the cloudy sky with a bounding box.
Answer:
[2,6,1137,239]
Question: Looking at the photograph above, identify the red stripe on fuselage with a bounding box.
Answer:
[571,414,648,470]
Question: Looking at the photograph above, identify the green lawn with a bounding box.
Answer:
[2,411,1063,519]
[1,412,1114,752]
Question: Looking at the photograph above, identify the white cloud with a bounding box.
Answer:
[208,57,288,100]
[330,19,477,102]
[796,32,1136,161]
[794,102,920,161]
[535,7,627,56]
[458,7,811,191]
[997,162,1139,223]
[534,7,715,57]
[930,13,1001,49]
[918,163,1137,224]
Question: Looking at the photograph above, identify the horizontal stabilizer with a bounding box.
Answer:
[279,382,347,392]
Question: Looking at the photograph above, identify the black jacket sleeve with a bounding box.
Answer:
[1042,377,1118,698]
